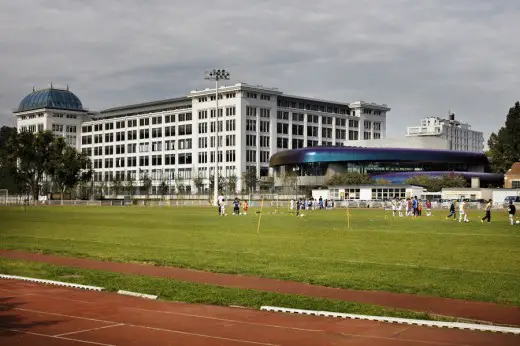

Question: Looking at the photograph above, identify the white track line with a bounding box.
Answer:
[0,287,93,304]
[127,306,323,332]
[54,323,125,337]
[9,307,279,346]
[260,306,520,335]
[0,328,115,346]
[0,274,104,291]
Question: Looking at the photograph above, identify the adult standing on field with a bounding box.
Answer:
[508,200,516,225]
[481,199,492,223]
[217,194,224,215]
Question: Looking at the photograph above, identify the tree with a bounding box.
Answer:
[7,130,61,200]
[192,173,204,194]
[487,101,520,173]
[0,126,19,193]
[326,172,375,186]
[208,174,227,195]
[259,176,275,192]
[48,138,93,200]
[159,179,168,200]
[243,169,258,194]
[281,170,298,193]
[227,174,238,193]
[110,175,124,197]
[141,172,152,199]
[406,174,466,191]
[125,173,135,197]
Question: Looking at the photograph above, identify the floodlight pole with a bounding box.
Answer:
[205,69,230,207]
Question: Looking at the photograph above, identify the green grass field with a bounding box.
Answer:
[0,205,519,306]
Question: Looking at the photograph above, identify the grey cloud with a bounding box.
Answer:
[0,0,518,142]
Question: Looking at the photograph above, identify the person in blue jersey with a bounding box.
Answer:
[412,196,418,217]
[446,200,456,219]
[508,200,516,225]
[233,197,240,215]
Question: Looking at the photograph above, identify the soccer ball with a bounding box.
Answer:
[516,220,520,224]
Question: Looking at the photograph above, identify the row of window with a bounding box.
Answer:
[197,92,237,103]
[90,150,244,169]
[82,113,192,133]
[277,99,350,115]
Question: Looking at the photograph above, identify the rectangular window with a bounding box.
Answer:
[104,133,114,142]
[152,127,162,138]
[165,154,175,165]
[246,135,257,146]
[139,129,149,139]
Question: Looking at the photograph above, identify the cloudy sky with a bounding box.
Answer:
[0,0,518,141]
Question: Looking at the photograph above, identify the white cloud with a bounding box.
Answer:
[0,0,518,141]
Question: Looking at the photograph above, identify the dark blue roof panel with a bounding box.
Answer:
[269,147,490,166]
[16,88,84,112]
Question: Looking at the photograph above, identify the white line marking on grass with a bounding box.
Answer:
[0,274,104,291]
[260,306,520,335]
[54,323,125,337]
[0,328,116,346]
[127,307,323,332]
[9,307,279,346]
[117,290,157,299]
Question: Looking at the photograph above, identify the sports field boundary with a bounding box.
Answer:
[0,273,104,291]
[1,249,519,326]
[260,306,520,335]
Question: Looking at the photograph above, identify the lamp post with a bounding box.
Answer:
[205,69,230,206]
[293,166,300,200]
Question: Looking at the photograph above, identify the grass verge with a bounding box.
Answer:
[0,257,451,321]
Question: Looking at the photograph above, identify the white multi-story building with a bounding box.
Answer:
[406,114,484,153]
[14,83,390,194]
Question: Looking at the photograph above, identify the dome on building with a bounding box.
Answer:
[17,86,84,113]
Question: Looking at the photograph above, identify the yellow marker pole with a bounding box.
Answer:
[257,197,264,234]
[345,198,351,230]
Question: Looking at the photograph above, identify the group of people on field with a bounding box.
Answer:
[217,195,248,216]
[290,196,335,216]
[391,197,432,217]
[446,199,516,225]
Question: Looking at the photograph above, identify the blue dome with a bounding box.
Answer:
[17,88,84,112]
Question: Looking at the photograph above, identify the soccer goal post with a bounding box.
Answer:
[0,189,8,205]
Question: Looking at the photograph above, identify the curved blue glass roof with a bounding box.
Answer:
[269,147,490,166]
[16,88,84,112]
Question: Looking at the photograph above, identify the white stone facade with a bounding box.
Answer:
[406,115,484,153]
[14,83,390,194]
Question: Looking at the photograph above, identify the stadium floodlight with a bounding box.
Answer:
[205,69,231,206]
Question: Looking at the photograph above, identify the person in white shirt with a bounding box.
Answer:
[459,200,469,223]
[217,195,224,215]
[398,199,404,217]
[290,199,294,211]
[391,200,397,217]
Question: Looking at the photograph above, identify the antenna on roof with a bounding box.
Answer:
[32,86,35,92]
[50,81,53,89]
[66,84,69,91]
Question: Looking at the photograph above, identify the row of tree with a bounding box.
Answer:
[487,101,520,173]
[0,129,92,200]
[325,171,466,191]
[0,128,273,200]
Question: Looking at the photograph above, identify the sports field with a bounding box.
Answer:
[0,205,519,307]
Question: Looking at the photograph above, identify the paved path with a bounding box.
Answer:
[1,249,519,326]
[1,280,519,346]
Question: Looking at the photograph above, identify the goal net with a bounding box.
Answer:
[0,189,8,205]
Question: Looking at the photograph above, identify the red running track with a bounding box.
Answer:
[0,280,519,346]
[2,249,519,326]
